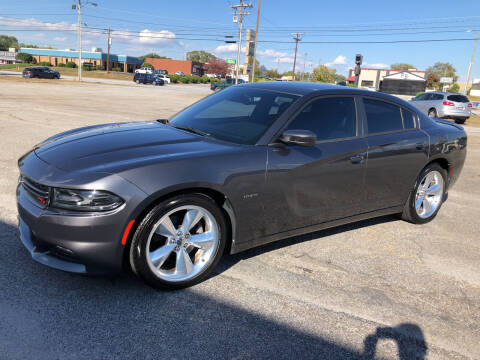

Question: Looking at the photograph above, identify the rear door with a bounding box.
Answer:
[361,97,429,211]
[265,95,368,235]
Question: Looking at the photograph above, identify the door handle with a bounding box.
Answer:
[350,154,365,164]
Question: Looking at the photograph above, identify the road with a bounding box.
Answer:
[0,78,479,359]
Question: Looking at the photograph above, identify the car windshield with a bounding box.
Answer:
[169,87,300,145]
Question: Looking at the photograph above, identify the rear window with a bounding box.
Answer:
[447,95,469,103]
[364,98,403,134]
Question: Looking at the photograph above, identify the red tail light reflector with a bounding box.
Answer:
[468,103,472,108]
[442,101,454,106]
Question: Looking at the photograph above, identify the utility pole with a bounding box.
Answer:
[291,32,304,81]
[250,0,261,83]
[72,0,97,81]
[231,0,252,84]
[106,27,111,73]
[464,31,479,95]
[302,52,307,81]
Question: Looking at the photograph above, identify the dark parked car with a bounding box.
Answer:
[17,83,466,289]
[22,66,60,79]
[133,73,164,86]
[211,77,245,91]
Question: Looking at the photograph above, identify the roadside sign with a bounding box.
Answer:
[226,58,236,64]
[440,77,453,84]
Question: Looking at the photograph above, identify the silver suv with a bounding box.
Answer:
[409,91,472,124]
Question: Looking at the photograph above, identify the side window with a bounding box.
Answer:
[434,94,444,100]
[286,97,356,142]
[364,98,403,134]
[402,108,416,129]
[423,93,433,100]
[415,93,426,101]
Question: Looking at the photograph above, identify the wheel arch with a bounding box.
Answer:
[121,185,236,269]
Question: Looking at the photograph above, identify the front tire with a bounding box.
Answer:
[130,194,226,290]
[401,163,447,224]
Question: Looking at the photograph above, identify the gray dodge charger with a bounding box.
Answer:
[17,82,467,289]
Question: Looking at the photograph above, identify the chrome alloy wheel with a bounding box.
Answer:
[415,170,444,219]
[146,205,219,282]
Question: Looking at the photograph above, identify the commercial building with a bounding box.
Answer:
[471,78,480,97]
[0,48,18,64]
[345,68,425,95]
[20,48,143,72]
[145,58,203,75]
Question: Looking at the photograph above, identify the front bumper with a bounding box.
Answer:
[17,184,130,274]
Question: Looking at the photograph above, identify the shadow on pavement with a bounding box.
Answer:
[0,218,427,359]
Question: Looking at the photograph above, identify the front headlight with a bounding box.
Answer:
[51,188,124,212]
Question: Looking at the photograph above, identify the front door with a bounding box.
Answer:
[265,96,368,236]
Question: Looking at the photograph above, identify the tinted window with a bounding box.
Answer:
[415,93,427,100]
[286,97,356,141]
[423,93,433,100]
[434,94,445,100]
[170,87,299,145]
[364,98,403,134]
[402,109,415,129]
[447,94,469,103]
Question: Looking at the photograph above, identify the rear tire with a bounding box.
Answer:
[455,118,466,124]
[130,194,227,290]
[428,108,437,118]
[401,163,447,224]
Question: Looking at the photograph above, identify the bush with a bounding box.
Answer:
[179,76,189,84]
[200,75,210,84]
[38,61,52,66]
[346,83,357,88]
[82,65,97,71]
[449,83,460,93]
[57,63,66,67]
[415,91,424,97]
[65,61,76,68]
[169,74,180,83]
[142,62,154,69]
[112,67,121,72]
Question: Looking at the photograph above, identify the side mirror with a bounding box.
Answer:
[280,129,317,147]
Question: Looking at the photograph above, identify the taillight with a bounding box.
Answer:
[442,101,454,106]
[468,103,472,108]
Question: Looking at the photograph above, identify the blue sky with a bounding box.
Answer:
[1,0,479,80]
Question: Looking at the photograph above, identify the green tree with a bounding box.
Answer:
[426,62,458,90]
[186,50,216,63]
[265,69,280,79]
[313,65,337,83]
[0,35,19,50]
[15,53,33,63]
[142,62,154,69]
[391,63,416,71]
[138,53,170,61]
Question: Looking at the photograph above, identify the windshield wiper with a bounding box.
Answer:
[171,125,210,137]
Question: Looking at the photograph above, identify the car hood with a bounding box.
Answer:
[34,121,233,173]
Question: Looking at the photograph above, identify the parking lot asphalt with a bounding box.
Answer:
[0,78,479,359]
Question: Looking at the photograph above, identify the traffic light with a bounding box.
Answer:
[355,54,363,65]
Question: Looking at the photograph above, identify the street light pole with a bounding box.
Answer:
[464,31,479,95]
[77,0,82,81]
[231,0,252,84]
[72,0,97,81]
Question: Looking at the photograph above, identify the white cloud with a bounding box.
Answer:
[213,43,245,54]
[138,29,175,44]
[0,16,75,31]
[363,62,389,69]
[257,49,289,58]
[324,55,347,67]
[54,37,67,42]
[278,56,294,64]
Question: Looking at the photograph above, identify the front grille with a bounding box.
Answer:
[20,175,51,207]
